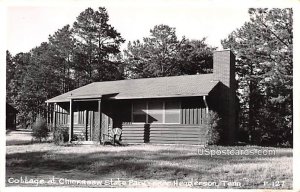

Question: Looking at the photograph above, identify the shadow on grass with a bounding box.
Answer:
[6,148,214,181]
[6,140,52,146]
[7,145,293,183]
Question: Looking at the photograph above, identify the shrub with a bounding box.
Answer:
[76,131,86,141]
[31,117,49,142]
[53,126,69,145]
[206,111,222,145]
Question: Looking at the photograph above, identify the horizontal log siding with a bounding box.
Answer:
[73,124,86,139]
[151,124,207,145]
[121,124,146,143]
[122,124,207,145]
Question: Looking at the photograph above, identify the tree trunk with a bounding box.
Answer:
[248,80,255,144]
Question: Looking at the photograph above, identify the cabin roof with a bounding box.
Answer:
[46,74,219,103]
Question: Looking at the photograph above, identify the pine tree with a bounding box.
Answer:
[177,38,216,74]
[48,25,76,93]
[73,7,125,84]
[222,8,292,146]
[124,24,215,78]
[6,6,126,129]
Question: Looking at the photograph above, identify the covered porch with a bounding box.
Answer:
[46,94,214,145]
[47,97,113,144]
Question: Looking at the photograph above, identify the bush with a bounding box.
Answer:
[53,126,69,145]
[75,131,86,141]
[31,117,49,142]
[206,111,222,145]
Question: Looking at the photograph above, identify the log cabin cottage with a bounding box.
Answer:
[46,50,237,145]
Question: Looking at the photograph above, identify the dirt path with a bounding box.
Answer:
[6,130,33,146]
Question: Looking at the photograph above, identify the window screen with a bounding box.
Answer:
[132,102,147,123]
[132,100,181,124]
[165,101,180,123]
[148,101,163,123]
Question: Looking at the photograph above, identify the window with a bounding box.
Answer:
[165,101,181,123]
[148,101,163,123]
[132,100,181,124]
[132,102,147,123]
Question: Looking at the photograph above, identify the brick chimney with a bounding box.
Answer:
[212,50,236,145]
[213,50,236,89]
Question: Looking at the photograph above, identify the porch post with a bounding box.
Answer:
[203,96,209,114]
[69,99,74,142]
[46,103,48,125]
[203,96,209,146]
[46,103,49,130]
[98,99,102,143]
[14,113,16,130]
[53,103,57,129]
[84,110,88,141]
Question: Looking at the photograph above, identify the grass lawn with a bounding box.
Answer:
[6,131,292,189]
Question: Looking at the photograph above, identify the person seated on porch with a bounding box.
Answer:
[103,127,122,146]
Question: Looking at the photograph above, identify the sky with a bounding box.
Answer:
[6,1,251,55]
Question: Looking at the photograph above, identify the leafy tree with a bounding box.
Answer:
[6,51,14,100]
[6,52,31,101]
[124,24,215,78]
[8,27,75,128]
[222,8,292,146]
[73,7,125,85]
[17,42,62,127]
[6,52,31,127]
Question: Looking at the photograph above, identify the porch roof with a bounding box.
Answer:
[46,74,219,103]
